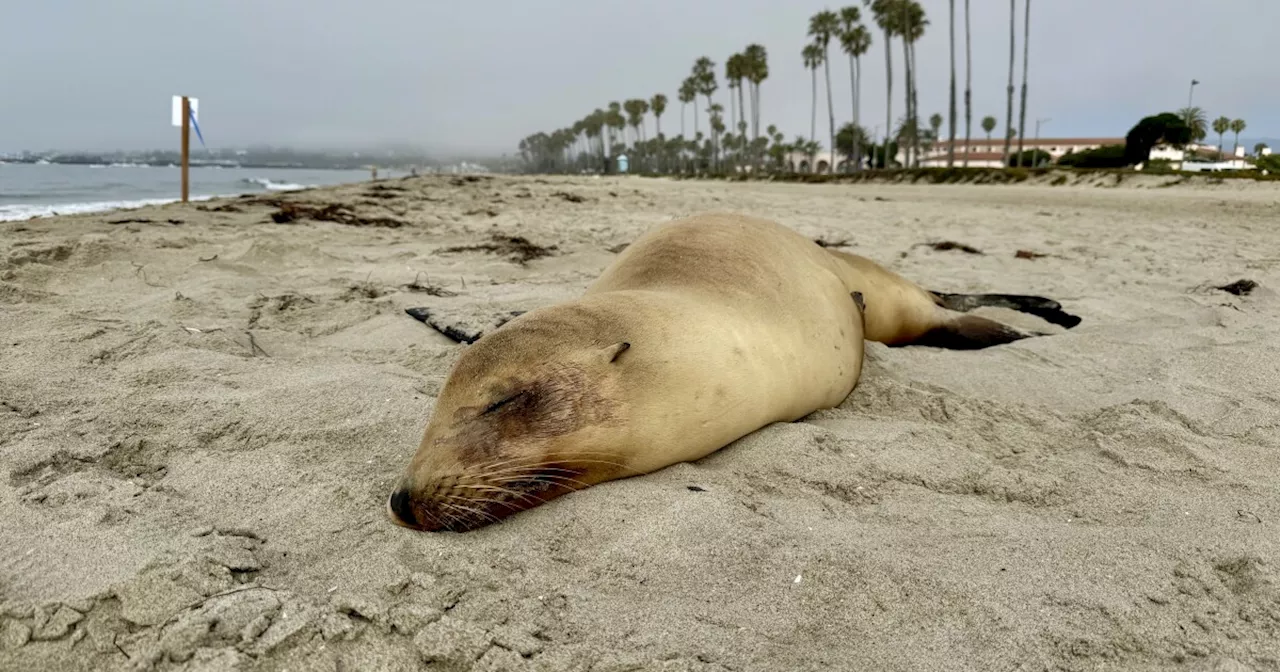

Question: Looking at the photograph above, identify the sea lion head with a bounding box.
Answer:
[387,309,634,532]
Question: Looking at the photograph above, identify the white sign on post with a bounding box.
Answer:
[171,96,199,127]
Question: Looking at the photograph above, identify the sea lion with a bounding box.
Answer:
[387,212,1080,532]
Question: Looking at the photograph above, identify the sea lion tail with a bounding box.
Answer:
[928,291,1082,330]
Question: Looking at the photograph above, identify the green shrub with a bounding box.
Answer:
[1008,149,1052,168]
[1057,144,1128,168]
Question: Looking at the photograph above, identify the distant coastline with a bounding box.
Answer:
[0,147,502,172]
[0,163,381,222]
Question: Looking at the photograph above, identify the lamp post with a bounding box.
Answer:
[1034,117,1051,143]
[1034,117,1051,166]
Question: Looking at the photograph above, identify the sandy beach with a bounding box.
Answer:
[1,172,1278,671]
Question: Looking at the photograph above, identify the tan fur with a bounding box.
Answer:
[820,248,950,345]
[387,213,1026,531]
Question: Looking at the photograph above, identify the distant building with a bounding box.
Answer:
[777,151,845,173]
[1155,143,1251,172]
[781,137,1127,172]
[777,135,1268,173]
[919,138,1126,168]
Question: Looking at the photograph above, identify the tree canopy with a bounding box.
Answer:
[1123,113,1192,166]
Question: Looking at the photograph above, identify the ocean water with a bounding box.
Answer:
[0,163,379,221]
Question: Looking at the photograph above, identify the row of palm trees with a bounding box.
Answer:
[1176,107,1253,158]
[518,0,1041,174]
[798,0,1037,169]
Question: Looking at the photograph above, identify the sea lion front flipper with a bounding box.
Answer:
[929,291,1082,329]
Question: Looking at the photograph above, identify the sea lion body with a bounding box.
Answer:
[388,213,1079,531]
[583,213,872,465]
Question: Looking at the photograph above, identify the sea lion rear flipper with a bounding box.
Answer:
[895,314,1044,350]
[929,291,1082,329]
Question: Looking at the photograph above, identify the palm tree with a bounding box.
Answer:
[742,43,769,169]
[894,1,912,167]
[586,110,606,166]
[650,94,667,139]
[572,119,587,161]
[678,79,697,137]
[690,57,719,168]
[692,57,718,142]
[606,101,621,152]
[897,2,928,167]
[948,0,957,166]
[1212,116,1230,157]
[1178,107,1208,142]
[982,115,997,141]
[709,103,726,168]
[743,43,769,144]
[865,0,895,169]
[1254,142,1268,157]
[728,54,748,150]
[607,103,626,155]
[963,0,972,166]
[840,7,872,172]
[930,113,943,156]
[894,115,919,161]
[624,99,649,145]
[725,54,743,141]
[1229,119,1246,154]
[802,42,824,158]
[809,10,840,174]
[836,122,872,165]
[1016,0,1031,167]
[1003,0,1016,166]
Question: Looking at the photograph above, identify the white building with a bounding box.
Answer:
[778,137,1266,173]
[918,137,1126,167]
[782,138,1127,171]
[1148,143,1251,171]
[779,150,840,173]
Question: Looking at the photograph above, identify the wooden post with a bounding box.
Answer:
[181,96,190,202]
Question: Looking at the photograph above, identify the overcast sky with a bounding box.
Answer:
[3,0,1276,156]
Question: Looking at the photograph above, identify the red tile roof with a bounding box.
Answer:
[920,152,1022,162]
[935,138,1125,149]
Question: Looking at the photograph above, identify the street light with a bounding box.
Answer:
[1034,118,1051,166]
[1035,117,1051,143]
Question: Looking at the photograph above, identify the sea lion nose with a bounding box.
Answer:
[387,487,418,528]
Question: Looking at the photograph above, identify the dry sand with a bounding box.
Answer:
[1,173,1278,672]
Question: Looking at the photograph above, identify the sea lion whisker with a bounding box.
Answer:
[481,471,585,486]
[480,464,585,480]
[550,457,634,471]
[469,454,554,472]
[488,473,592,490]
[458,455,568,476]
[438,500,501,527]
[452,483,542,506]
[416,505,450,531]
[445,491,523,513]
[474,464,589,479]
[470,454,585,470]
